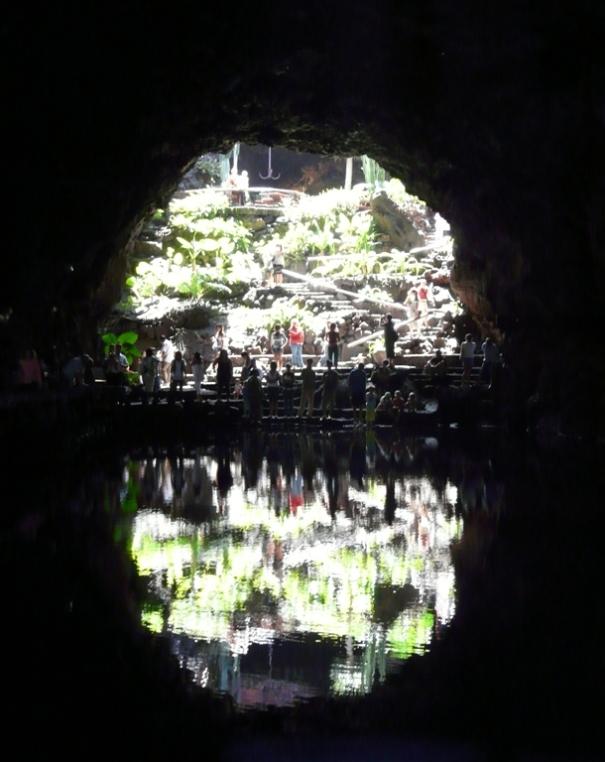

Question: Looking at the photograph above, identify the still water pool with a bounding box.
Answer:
[125,432,464,708]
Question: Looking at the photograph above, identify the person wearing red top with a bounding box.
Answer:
[417,279,431,321]
[288,319,304,367]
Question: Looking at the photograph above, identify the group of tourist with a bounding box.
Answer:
[422,334,501,384]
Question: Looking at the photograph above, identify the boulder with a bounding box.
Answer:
[370,193,425,251]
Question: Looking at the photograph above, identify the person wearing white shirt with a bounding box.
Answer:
[459,333,476,381]
[160,335,174,385]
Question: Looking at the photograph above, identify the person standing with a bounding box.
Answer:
[371,360,392,399]
[243,368,263,420]
[459,333,477,382]
[265,361,281,417]
[348,362,367,424]
[240,351,253,384]
[170,351,186,393]
[191,351,205,396]
[417,280,431,323]
[288,319,304,367]
[213,349,233,400]
[383,313,398,360]
[114,343,129,372]
[322,360,339,418]
[271,324,288,370]
[160,335,174,385]
[272,244,285,285]
[404,287,419,321]
[326,322,340,368]
[480,337,500,383]
[212,325,227,353]
[140,347,159,396]
[281,363,296,416]
[299,358,316,417]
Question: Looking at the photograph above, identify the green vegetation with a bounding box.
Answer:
[121,173,439,319]
[101,330,140,364]
[361,155,388,188]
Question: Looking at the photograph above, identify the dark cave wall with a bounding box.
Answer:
[4,2,605,428]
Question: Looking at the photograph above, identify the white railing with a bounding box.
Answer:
[195,186,305,207]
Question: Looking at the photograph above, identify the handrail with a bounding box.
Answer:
[194,186,306,197]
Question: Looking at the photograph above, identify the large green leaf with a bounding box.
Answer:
[101,332,119,345]
[118,331,139,345]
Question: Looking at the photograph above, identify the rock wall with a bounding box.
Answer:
[4,3,605,430]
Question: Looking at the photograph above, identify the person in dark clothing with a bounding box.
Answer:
[243,368,263,420]
[371,360,392,399]
[326,322,340,368]
[281,363,296,416]
[348,362,367,423]
[212,349,232,400]
[383,314,398,360]
[322,360,339,417]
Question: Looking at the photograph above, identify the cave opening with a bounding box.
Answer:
[104,142,460,389]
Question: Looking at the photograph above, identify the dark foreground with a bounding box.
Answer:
[2,425,603,761]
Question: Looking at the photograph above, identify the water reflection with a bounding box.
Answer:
[127,433,464,708]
